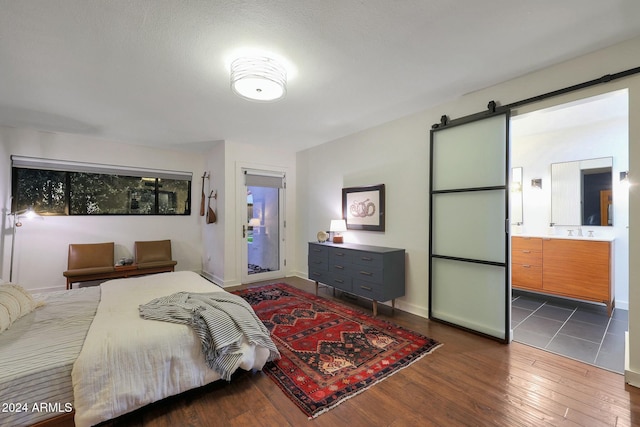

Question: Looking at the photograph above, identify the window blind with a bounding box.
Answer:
[244,169,285,188]
[11,155,192,181]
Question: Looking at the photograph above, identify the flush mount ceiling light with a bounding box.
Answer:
[230,56,287,102]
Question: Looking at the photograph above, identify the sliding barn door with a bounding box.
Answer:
[429,112,511,342]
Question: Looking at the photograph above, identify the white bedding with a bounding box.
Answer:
[0,287,99,427]
[72,271,271,427]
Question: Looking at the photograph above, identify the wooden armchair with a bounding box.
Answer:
[134,240,177,273]
[63,242,115,289]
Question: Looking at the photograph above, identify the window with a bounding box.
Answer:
[12,156,191,216]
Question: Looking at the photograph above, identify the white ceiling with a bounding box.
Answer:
[2,1,640,153]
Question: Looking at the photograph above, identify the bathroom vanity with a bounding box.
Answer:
[512,236,614,315]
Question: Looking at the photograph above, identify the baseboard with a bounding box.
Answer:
[625,332,640,388]
[199,270,224,287]
[616,299,629,311]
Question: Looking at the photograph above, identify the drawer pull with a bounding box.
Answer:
[312,248,321,252]
[333,279,344,284]
[361,256,373,261]
[522,250,531,253]
[335,265,345,270]
[335,252,345,257]
[359,271,373,276]
[312,272,321,277]
[360,286,372,291]
[313,260,322,265]
[522,265,531,268]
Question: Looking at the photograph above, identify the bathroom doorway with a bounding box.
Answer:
[510,89,629,373]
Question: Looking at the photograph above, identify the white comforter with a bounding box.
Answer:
[72,271,271,427]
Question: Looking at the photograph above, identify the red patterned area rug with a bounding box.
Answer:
[233,283,441,419]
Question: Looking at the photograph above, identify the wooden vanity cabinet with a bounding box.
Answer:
[512,237,614,315]
[542,238,613,314]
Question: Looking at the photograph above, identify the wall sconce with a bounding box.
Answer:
[620,171,629,181]
[8,207,42,282]
[531,178,542,189]
[330,219,347,244]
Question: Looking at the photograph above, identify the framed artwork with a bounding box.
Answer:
[342,184,385,231]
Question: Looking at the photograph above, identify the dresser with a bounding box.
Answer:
[512,236,614,315]
[308,242,405,316]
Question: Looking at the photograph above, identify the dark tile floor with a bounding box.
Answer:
[512,290,628,374]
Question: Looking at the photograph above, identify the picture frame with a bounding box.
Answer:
[342,184,385,231]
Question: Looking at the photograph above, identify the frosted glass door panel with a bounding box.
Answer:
[429,111,510,342]
[432,258,507,339]
[432,115,507,191]
[432,190,506,263]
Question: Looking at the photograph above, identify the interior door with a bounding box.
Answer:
[429,112,511,342]
[241,169,285,283]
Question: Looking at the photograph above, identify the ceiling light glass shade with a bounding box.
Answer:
[230,56,287,102]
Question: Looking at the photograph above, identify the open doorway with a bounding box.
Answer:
[510,89,629,373]
[240,167,286,284]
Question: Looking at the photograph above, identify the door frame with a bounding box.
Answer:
[236,162,287,284]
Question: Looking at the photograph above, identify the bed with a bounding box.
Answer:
[0,285,99,427]
[0,271,278,427]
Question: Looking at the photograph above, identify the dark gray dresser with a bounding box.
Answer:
[308,241,405,316]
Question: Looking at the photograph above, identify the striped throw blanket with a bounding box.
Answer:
[139,291,280,381]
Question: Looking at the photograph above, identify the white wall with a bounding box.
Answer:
[296,113,431,316]
[295,36,640,384]
[0,127,206,291]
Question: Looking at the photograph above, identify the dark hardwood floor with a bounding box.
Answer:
[98,276,640,427]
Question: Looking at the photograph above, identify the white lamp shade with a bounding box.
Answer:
[330,219,347,232]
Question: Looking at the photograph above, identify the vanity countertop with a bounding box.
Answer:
[512,233,614,242]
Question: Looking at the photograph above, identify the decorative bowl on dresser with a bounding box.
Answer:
[308,241,405,316]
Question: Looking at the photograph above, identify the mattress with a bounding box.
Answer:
[0,286,100,427]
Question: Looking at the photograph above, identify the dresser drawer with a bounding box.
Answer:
[308,268,329,283]
[308,255,328,271]
[353,279,384,301]
[354,266,383,284]
[329,262,352,276]
[309,243,329,257]
[326,273,352,292]
[352,251,383,268]
[329,248,354,264]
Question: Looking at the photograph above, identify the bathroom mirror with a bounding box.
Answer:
[551,157,613,226]
[511,167,523,224]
